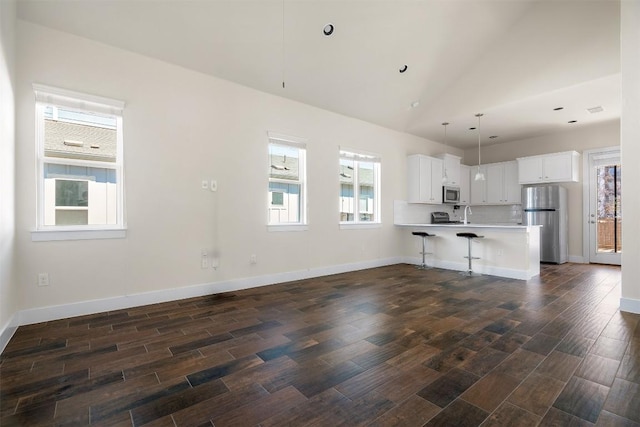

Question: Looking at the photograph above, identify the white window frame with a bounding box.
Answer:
[267,131,308,231]
[339,149,381,228]
[31,84,126,241]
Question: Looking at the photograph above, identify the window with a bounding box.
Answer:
[33,84,125,239]
[268,132,307,227]
[339,150,380,224]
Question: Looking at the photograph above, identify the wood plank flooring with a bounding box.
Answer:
[1,263,639,426]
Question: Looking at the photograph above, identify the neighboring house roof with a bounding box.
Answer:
[269,153,299,181]
[269,155,374,186]
[44,119,117,162]
[339,163,373,186]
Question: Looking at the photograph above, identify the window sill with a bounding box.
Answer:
[339,222,382,230]
[267,224,308,232]
[31,228,127,242]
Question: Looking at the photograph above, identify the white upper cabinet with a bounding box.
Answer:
[407,154,444,204]
[435,153,461,186]
[470,165,488,205]
[486,164,505,204]
[504,161,521,203]
[517,151,580,184]
[459,165,470,205]
[470,161,520,205]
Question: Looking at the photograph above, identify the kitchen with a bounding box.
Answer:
[2,1,640,426]
[395,148,585,279]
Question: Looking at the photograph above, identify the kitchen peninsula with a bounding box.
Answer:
[397,222,541,280]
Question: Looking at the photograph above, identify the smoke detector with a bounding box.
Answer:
[587,106,604,114]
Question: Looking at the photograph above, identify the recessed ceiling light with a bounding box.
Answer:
[568,120,577,124]
[553,107,564,111]
[399,65,408,73]
[489,135,498,139]
[410,100,420,108]
[469,127,476,130]
[323,23,334,36]
[587,106,604,114]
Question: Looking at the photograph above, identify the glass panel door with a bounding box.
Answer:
[588,151,621,265]
[595,164,622,254]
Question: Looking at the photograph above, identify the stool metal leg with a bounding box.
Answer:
[466,237,473,274]
[460,237,482,276]
[418,236,428,269]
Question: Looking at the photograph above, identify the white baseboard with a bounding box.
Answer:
[16,257,404,327]
[569,255,587,263]
[0,314,19,355]
[620,297,640,314]
[403,256,537,280]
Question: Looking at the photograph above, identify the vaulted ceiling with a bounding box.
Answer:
[17,0,621,149]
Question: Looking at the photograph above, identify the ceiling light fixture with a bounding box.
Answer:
[442,122,450,184]
[474,113,485,181]
[323,23,334,36]
[399,65,408,73]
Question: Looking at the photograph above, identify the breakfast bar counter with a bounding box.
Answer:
[397,223,541,280]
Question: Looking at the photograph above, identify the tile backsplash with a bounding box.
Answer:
[394,200,522,224]
[464,204,522,224]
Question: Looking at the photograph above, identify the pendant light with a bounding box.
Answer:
[441,122,450,184]
[474,113,485,181]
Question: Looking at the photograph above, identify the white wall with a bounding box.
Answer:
[462,120,620,261]
[0,0,17,350]
[14,21,463,318]
[620,1,640,312]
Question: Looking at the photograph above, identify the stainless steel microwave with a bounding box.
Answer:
[443,186,460,204]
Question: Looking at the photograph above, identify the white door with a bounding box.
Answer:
[587,149,621,265]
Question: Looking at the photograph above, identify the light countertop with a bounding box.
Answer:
[396,223,541,229]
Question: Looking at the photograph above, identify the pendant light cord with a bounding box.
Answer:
[441,122,449,184]
[476,113,483,169]
[282,0,285,89]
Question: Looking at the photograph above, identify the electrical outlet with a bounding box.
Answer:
[38,273,49,287]
[210,180,217,192]
[250,254,257,264]
[201,180,209,190]
[201,249,209,269]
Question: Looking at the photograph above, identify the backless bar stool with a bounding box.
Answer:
[411,231,435,269]
[456,232,484,276]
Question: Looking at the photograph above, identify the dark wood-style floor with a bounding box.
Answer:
[1,263,639,426]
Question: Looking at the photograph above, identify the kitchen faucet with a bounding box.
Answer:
[463,205,472,225]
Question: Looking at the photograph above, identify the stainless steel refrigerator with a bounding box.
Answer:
[522,185,568,264]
